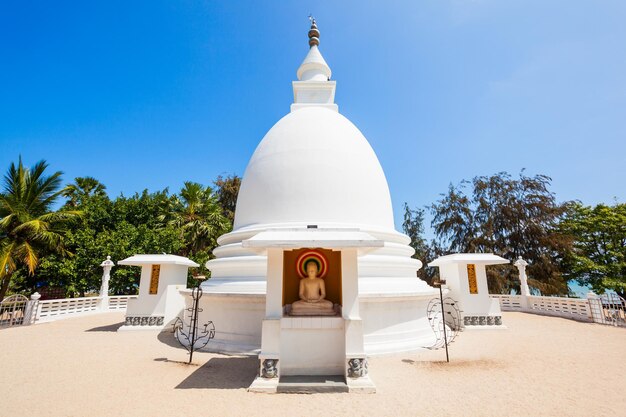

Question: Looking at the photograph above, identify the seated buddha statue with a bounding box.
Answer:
[290,260,336,316]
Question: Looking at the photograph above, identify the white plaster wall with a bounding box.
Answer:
[361,297,436,354]
[204,227,435,297]
[126,264,188,319]
[163,285,187,327]
[191,293,437,356]
[191,293,265,354]
[280,327,345,375]
[439,263,502,317]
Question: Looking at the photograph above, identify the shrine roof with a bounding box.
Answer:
[241,228,384,249]
[118,254,199,267]
[428,253,509,267]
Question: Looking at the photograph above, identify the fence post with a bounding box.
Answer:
[586,291,602,323]
[513,257,530,310]
[25,292,42,325]
[99,256,115,311]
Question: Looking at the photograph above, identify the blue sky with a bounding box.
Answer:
[1,1,625,236]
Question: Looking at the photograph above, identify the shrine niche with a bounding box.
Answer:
[282,248,342,311]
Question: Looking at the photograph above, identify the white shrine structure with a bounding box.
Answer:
[118,254,198,331]
[185,19,439,392]
[428,254,508,328]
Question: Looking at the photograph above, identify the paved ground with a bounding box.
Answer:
[0,312,624,417]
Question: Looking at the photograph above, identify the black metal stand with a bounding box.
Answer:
[432,279,450,362]
[437,282,449,362]
[172,285,216,364]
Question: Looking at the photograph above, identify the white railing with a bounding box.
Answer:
[14,257,139,325]
[108,296,133,311]
[492,294,524,311]
[33,295,136,323]
[37,297,100,321]
[527,295,590,321]
[491,294,592,322]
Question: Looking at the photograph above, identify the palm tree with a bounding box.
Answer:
[63,176,107,208]
[0,158,80,300]
[163,182,229,256]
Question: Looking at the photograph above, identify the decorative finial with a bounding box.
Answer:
[308,15,320,48]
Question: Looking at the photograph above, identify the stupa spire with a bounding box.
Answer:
[291,17,337,112]
[308,16,320,48]
[296,17,332,82]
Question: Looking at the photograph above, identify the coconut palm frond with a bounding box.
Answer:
[0,242,17,277]
[0,158,72,299]
[38,210,83,223]
[13,219,49,235]
[15,242,38,275]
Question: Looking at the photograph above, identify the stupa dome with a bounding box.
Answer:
[234,107,394,231]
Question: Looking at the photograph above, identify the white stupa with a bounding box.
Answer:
[192,20,438,367]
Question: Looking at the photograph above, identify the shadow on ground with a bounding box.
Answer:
[156,328,188,349]
[86,322,124,332]
[174,356,258,390]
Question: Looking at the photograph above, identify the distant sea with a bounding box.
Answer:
[568,281,591,298]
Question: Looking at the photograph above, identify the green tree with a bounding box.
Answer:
[37,186,184,296]
[20,175,233,297]
[0,158,80,300]
[431,171,571,295]
[214,174,241,225]
[561,202,626,298]
[402,203,439,283]
[162,182,229,257]
[431,182,476,252]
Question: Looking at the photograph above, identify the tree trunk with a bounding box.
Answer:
[0,274,12,301]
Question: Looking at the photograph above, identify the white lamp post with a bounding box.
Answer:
[99,256,115,310]
[513,256,530,296]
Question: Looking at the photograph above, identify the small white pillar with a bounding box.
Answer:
[265,248,284,319]
[513,257,530,297]
[252,248,284,393]
[342,248,375,393]
[513,256,531,310]
[99,256,115,311]
[24,292,41,325]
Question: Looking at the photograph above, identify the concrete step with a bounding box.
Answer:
[277,375,348,394]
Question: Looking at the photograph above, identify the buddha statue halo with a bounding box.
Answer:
[290,260,336,316]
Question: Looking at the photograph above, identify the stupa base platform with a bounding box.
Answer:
[346,374,377,393]
[288,310,338,316]
[248,376,279,393]
[248,374,375,394]
[278,375,348,393]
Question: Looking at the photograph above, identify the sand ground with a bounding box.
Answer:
[0,312,624,417]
